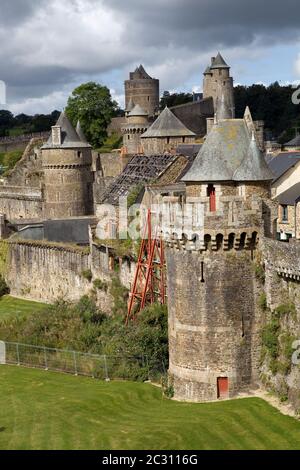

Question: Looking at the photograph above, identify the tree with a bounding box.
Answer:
[65,82,118,148]
[159,91,193,110]
[0,110,14,136]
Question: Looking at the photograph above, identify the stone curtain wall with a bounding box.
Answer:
[0,188,43,219]
[262,238,300,410]
[4,241,91,303]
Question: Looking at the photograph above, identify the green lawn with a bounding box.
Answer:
[0,366,300,450]
[0,296,47,321]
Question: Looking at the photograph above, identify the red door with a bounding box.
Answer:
[217,377,229,398]
[207,185,216,212]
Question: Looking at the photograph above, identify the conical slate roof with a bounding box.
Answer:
[204,65,212,74]
[233,132,274,181]
[135,64,151,79]
[129,103,148,117]
[182,117,271,182]
[211,52,230,69]
[141,107,196,138]
[76,120,88,143]
[125,97,135,112]
[42,111,91,149]
[216,93,232,120]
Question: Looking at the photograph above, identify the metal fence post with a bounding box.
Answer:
[16,343,20,366]
[44,347,48,371]
[73,351,78,376]
[103,355,109,382]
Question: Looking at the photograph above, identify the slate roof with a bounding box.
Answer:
[141,107,196,138]
[76,121,88,143]
[128,104,148,117]
[211,52,230,69]
[125,97,135,112]
[277,182,300,205]
[204,65,212,74]
[285,135,300,147]
[42,112,91,149]
[99,154,179,205]
[182,119,273,182]
[268,152,300,181]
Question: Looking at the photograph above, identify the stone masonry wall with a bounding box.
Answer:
[262,238,300,410]
[167,246,263,402]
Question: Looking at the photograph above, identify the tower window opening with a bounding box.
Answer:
[281,205,288,222]
[167,137,170,144]
[77,151,82,158]
[147,96,150,101]
[200,261,205,283]
[207,184,216,212]
[182,137,186,143]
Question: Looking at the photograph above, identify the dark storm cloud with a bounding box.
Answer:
[0,0,47,26]
[107,0,300,48]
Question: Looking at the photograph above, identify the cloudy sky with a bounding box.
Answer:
[1,0,300,115]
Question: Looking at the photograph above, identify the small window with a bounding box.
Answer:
[182,137,186,143]
[282,205,288,222]
[167,137,170,144]
[128,135,130,140]
[147,96,150,101]
[77,151,82,158]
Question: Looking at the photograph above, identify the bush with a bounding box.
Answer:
[93,279,108,292]
[258,293,267,311]
[81,269,93,282]
[0,275,9,297]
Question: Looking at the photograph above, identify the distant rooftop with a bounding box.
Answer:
[141,107,195,138]
[129,65,154,80]
[277,182,300,205]
[285,134,300,147]
[268,152,300,181]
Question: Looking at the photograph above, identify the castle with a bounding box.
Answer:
[0,55,300,408]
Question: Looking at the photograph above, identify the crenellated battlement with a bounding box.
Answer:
[158,194,265,251]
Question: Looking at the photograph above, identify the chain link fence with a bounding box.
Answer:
[0,341,166,382]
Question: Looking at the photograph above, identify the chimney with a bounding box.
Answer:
[51,126,62,146]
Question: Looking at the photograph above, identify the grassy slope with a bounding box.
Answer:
[0,366,300,450]
[0,296,47,321]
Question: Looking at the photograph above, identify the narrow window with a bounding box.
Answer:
[282,205,288,222]
[77,151,82,158]
[182,137,186,143]
[167,137,170,144]
[207,184,216,212]
[200,261,205,283]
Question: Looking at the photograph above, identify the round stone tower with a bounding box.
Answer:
[122,104,149,154]
[41,113,94,218]
[203,53,235,118]
[125,65,159,117]
[163,112,275,402]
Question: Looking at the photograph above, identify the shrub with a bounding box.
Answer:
[258,293,267,311]
[81,269,93,282]
[254,263,265,283]
[0,275,9,297]
[93,279,108,292]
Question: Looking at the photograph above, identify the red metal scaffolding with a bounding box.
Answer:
[126,209,166,324]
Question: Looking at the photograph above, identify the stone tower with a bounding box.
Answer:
[41,112,94,218]
[125,65,159,117]
[203,53,235,118]
[141,107,196,155]
[122,104,149,154]
[162,109,275,402]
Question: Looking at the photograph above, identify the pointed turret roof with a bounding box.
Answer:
[204,65,212,75]
[133,64,151,79]
[141,107,196,138]
[76,120,88,143]
[211,52,230,69]
[42,111,91,149]
[125,97,135,112]
[233,132,274,181]
[216,93,232,120]
[129,103,148,117]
